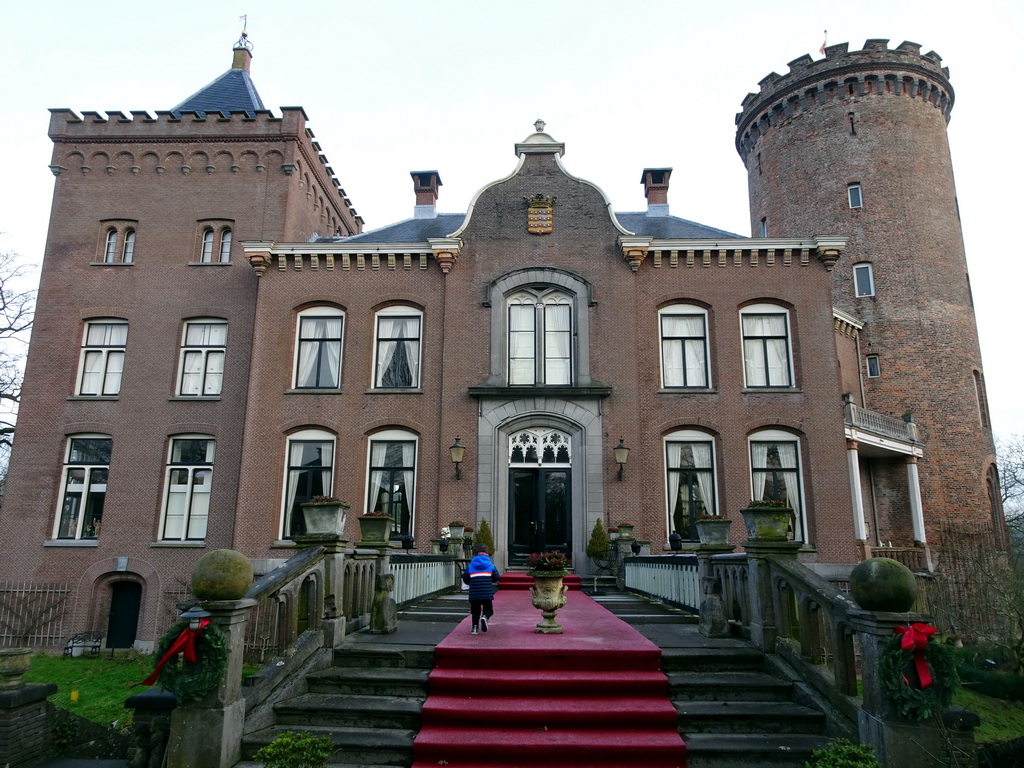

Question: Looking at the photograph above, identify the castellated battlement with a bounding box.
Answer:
[47,106,362,231]
[734,39,954,162]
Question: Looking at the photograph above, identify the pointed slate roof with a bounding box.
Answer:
[172,46,265,118]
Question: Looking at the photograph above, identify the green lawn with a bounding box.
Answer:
[953,687,1024,745]
[24,652,153,727]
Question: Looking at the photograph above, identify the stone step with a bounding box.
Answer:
[660,646,765,672]
[668,670,793,701]
[676,701,826,734]
[307,665,430,697]
[683,733,830,768]
[242,724,413,766]
[275,693,422,730]
[332,644,435,670]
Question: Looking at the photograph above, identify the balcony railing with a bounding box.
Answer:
[845,403,919,443]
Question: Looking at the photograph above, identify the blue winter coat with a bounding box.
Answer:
[462,554,500,600]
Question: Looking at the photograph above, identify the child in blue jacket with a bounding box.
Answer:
[462,544,500,635]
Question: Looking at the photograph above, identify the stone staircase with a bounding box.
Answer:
[592,592,832,768]
[236,590,834,768]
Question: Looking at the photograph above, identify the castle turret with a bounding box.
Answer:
[736,39,1003,553]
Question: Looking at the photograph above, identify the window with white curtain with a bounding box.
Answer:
[373,308,421,388]
[366,430,417,537]
[665,431,716,541]
[508,288,572,385]
[78,320,128,396]
[103,229,118,263]
[98,222,137,264]
[659,306,709,388]
[740,305,793,388]
[295,309,344,389]
[54,436,111,539]
[281,430,335,538]
[122,230,136,263]
[178,320,227,396]
[749,430,805,541]
[160,437,214,540]
[197,222,233,263]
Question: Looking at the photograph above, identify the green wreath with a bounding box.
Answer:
[878,633,958,720]
[152,620,229,704]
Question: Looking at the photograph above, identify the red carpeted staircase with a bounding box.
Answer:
[411,575,687,768]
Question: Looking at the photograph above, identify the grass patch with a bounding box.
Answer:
[24,652,152,727]
[954,686,1024,745]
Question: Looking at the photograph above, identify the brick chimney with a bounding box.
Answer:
[232,45,252,72]
[641,168,672,217]
[412,171,442,219]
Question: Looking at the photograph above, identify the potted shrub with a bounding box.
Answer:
[586,519,610,559]
[448,520,466,541]
[608,526,620,541]
[741,499,793,541]
[357,509,395,545]
[299,496,350,536]
[475,518,495,554]
[527,550,572,634]
[694,513,732,546]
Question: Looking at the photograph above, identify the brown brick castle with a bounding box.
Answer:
[0,38,1003,650]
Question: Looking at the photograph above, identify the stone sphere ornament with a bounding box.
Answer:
[191,549,254,600]
[849,557,917,612]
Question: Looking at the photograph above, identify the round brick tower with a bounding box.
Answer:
[735,39,1002,553]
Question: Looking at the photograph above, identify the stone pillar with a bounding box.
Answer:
[696,546,735,637]
[0,649,56,768]
[906,457,926,546]
[851,610,977,767]
[166,598,256,768]
[363,543,397,634]
[295,535,349,648]
[743,540,801,652]
[847,439,868,541]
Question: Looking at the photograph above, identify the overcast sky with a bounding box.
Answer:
[2,0,1021,436]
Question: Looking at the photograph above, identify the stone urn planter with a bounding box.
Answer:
[616,524,634,540]
[741,505,794,541]
[529,571,569,634]
[447,522,466,541]
[695,517,732,546]
[0,647,33,691]
[300,500,350,536]
[357,514,395,546]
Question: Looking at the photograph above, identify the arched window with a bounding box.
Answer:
[160,436,215,540]
[54,435,112,540]
[740,304,793,388]
[218,229,232,263]
[665,430,717,541]
[122,229,136,263]
[659,305,710,388]
[104,230,118,263]
[366,429,417,537]
[200,229,215,263]
[508,288,572,385]
[294,307,344,389]
[373,307,422,389]
[749,429,806,541]
[282,429,335,538]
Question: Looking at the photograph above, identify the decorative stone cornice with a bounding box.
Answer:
[619,236,653,272]
[428,237,463,275]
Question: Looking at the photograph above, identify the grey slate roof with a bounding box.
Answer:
[172,67,265,118]
[319,212,740,244]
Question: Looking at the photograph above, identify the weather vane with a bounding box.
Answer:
[235,14,253,51]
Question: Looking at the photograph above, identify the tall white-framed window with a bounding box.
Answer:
[508,288,572,386]
[853,263,875,297]
[749,429,806,541]
[366,429,417,537]
[104,229,118,262]
[282,429,335,538]
[122,229,136,262]
[219,229,232,262]
[866,355,881,378]
[178,320,227,396]
[160,437,214,541]
[54,435,112,540]
[201,229,215,262]
[740,304,793,388]
[665,430,717,541]
[78,319,128,396]
[294,308,344,389]
[848,183,863,209]
[373,307,422,388]
[759,217,768,237]
[659,306,709,388]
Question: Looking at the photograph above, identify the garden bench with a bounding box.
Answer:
[63,630,104,657]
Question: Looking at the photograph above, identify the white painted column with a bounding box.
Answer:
[847,440,867,541]
[906,456,926,545]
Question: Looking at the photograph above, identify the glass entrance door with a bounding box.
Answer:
[509,468,570,565]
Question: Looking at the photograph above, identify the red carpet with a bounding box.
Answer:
[411,580,687,768]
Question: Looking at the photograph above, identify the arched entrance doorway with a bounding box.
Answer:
[508,428,571,565]
[106,581,142,650]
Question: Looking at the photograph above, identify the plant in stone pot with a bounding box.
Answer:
[527,551,571,634]
[299,496,350,536]
[447,520,466,540]
[741,499,793,541]
[253,730,335,768]
[358,509,395,545]
[694,513,732,546]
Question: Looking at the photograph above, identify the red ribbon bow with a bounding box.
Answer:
[135,619,209,688]
[894,622,936,688]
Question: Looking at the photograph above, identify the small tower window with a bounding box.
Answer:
[122,230,135,263]
[201,229,215,262]
[866,355,880,378]
[853,263,875,297]
[759,217,767,237]
[219,229,232,263]
[848,183,863,209]
[104,230,118,263]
